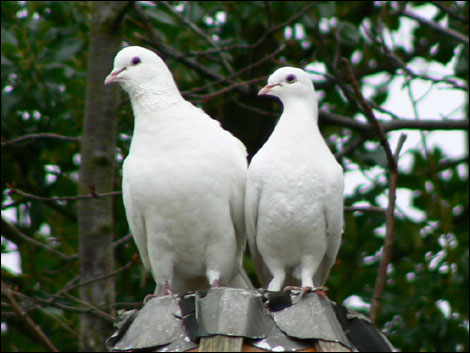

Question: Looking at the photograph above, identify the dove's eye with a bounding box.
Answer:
[131,57,141,65]
[286,74,296,83]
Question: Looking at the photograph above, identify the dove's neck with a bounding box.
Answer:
[127,78,186,131]
[273,95,320,140]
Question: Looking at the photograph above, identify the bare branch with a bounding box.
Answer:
[399,8,469,45]
[430,1,469,23]
[320,111,366,131]
[393,134,408,160]
[361,13,468,92]
[370,135,406,323]
[252,2,317,50]
[335,135,367,160]
[113,233,133,248]
[183,44,254,57]
[1,217,77,261]
[264,1,274,27]
[35,303,79,338]
[344,205,386,213]
[229,93,276,117]
[62,261,134,294]
[383,118,469,132]
[159,1,235,74]
[136,2,315,98]
[63,293,116,322]
[5,185,121,205]
[341,58,397,172]
[338,58,407,323]
[15,288,116,323]
[372,24,467,91]
[1,281,59,352]
[419,155,469,175]
[186,77,266,100]
[1,133,80,147]
[133,3,236,87]
[19,262,134,316]
[320,110,469,133]
[183,43,287,97]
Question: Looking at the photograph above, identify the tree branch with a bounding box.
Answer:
[252,2,317,50]
[399,8,469,45]
[320,110,469,133]
[59,261,134,295]
[370,134,407,323]
[339,58,408,323]
[344,205,386,213]
[182,43,286,97]
[1,133,80,147]
[64,293,116,323]
[430,1,469,23]
[1,281,59,352]
[5,184,121,205]
[341,58,397,171]
[1,217,77,261]
[185,77,266,100]
[159,1,235,74]
[133,2,237,86]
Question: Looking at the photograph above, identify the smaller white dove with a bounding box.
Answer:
[105,46,251,296]
[245,67,343,294]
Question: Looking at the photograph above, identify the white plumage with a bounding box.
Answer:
[245,67,343,292]
[105,46,251,295]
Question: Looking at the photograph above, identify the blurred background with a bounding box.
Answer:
[1,1,468,351]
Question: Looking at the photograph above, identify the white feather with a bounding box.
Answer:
[246,67,343,291]
[106,46,251,295]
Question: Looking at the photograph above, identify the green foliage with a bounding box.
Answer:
[2,1,468,351]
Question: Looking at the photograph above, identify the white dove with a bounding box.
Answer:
[245,67,343,295]
[105,46,251,296]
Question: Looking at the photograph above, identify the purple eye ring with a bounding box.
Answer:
[131,56,141,65]
[286,74,296,83]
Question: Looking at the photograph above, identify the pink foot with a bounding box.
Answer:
[144,281,173,302]
[162,281,173,295]
[211,279,221,287]
[282,286,328,298]
[302,286,328,298]
[143,293,157,303]
[283,285,301,292]
[313,288,328,298]
[300,286,313,298]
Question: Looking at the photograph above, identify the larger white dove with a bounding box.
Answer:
[105,46,251,295]
[245,67,343,294]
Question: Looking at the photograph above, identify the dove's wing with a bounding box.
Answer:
[248,66,344,292]
[105,46,252,295]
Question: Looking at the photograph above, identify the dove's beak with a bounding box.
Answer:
[104,68,125,85]
[258,84,278,96]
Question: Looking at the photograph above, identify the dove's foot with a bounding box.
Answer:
[301,286,328,298]
[144,281,174,302]
[162,281,174,295]
[143,294,157,303]
[282,285,328,298]
[283,285,301,293]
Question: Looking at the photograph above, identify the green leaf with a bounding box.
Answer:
[52,40,82,63]
[317,2,336,18]
[1,27,18,46]
[146,6,178,26]
[1,90,21,118]
[338,21,360,45]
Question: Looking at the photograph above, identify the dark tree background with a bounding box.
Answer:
[1,1,468,351]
